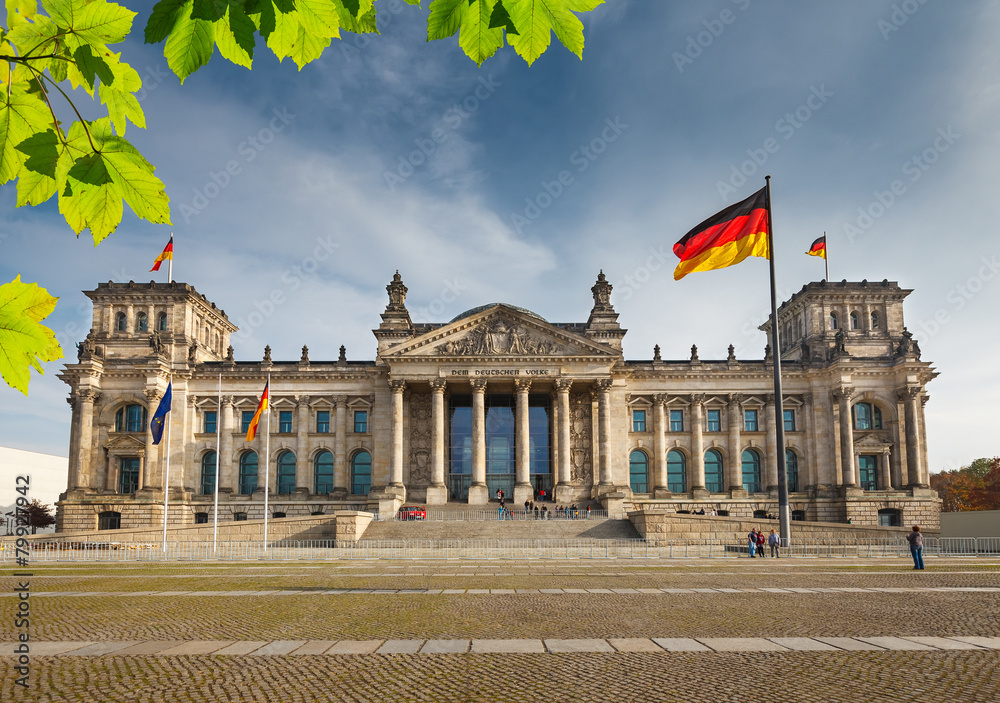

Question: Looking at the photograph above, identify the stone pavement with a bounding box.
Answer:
[2,558,999,702]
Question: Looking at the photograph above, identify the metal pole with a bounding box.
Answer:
[824,230,829,282]
[168,233,173,283]
[161,373,173,553]
[213,372,221,553]
[765,176,791,545]
[263,373,271,552]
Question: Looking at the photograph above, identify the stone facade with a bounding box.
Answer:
[55,274,940,533]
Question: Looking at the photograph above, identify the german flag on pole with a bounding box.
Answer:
[150,235,173,271]
[246,380,269,442]
[806,235,826,259]
[673,187,770,280]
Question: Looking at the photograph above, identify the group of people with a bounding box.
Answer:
[747,527,781,558]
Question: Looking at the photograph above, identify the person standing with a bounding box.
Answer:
[768,529,780,558]
[906,525,925,570]
[757,528,767,558]
[748,528,757,558]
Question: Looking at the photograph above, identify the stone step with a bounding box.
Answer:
[361,517,640,542]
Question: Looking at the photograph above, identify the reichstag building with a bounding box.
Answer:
[55,272,940,532]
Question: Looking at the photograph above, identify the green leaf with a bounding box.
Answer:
[265,4,337,69]
[145,0,188,43]
[427,0,464,40]
[488,0,517,34]
[98,51,145,133]
[5,12,60,58]
[213,3,256,68]
[0,275,64,395]
[71,43,113,92]
[14,128,61,205]
[73,0,135,45]
[162,0,215,82]
[505,0,593,65]
[460,0,503,65]
[0,84,52,184]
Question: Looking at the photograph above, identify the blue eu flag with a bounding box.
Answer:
[150,383,172,445]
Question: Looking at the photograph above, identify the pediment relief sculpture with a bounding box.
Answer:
[436,316,568,357]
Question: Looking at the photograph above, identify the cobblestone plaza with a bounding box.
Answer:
[3,557,998,702]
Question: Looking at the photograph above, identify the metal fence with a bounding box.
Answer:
[374,508,622,522]
[2,537,999,563]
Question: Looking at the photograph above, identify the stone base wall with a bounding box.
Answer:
[630,510,937,542]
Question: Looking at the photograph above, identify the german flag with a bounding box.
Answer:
[806,235,826,259]
[673,187,770,280]
[246,380,269,442]
[150,235,173,272]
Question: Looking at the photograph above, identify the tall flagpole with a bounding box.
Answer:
[161,373,173,553]
[765,176,791,545]
[213,371,221,553]
[263,373,271,553]
[824,231,830,282]
[168,232,173,283]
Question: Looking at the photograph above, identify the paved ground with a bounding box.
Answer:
[2,557,999,702]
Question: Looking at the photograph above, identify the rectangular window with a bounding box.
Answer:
[859,455,879,491]
[744,409,758,432]
[669,409,683,432]
[354,410,368,433]
[203,410,217,434]
[279,411,292,433]
[783,409,796,432]
[316,410,330,433]
[632,409,646,432]
[706,409,721,432]
[241,411,254,433]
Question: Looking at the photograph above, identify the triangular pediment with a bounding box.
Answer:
[384,305,619,359]
[104,433,147,451]
[855,432,892,449]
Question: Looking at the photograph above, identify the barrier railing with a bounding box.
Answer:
[374,508,621,522]
[1,537,998,563]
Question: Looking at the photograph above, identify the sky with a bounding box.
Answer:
[1,0,998,477]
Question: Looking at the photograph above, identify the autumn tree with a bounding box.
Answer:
[0,0,605,393]
[22,498,56,533]
[931,457,1000,512]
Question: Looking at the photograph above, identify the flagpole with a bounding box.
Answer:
[161,373,173,553]
[765,176,791,546]
[824,231,829,282]
[168,232,173,283]
[213,371,221,553]
[263,373,271,553]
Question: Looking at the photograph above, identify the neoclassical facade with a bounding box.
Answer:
[56,273,940,532]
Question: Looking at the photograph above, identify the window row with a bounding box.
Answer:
[628,448,801,495]
[198,449,373,496]
[199,409,369,434]
[829,310,880,331]
[115,311,168,333]
[631,408,798,433]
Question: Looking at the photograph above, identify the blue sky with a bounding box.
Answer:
[1,0,998,475]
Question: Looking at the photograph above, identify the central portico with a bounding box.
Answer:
[377,277,625,506]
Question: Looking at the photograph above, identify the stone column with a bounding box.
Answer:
[334,395,348,493]
[219,395,234,493]
[142,388,162,491]
[919,394,930,487]
[904,387,925,487]
[836,387,856,487]
[653,394,668,496]
[690,395,707,494]
[388,380,406,495]
[803,392,818,489]
[426,380,448,505]
[764,395,778,493]
[514,379,532,504]
[295,395,310,493]
[595,379,614,490]
[727,394,744,493]
[468,378,488,504]
[78,389,98,489]
[66,396,82,491]
[554,379,573,503]
[879,448,892,491]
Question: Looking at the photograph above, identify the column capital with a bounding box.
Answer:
[554,378,573,392]
[469,378,487,392]
[726,392,743,406]
[333,394,348,406]
[763,393,775,406]
[832,385,854,402]
[689,393,705,407]
[514,378,532,393]
[594,378,613,392]
[652,393,667,406]
[897,386,921,401]
[78,388,100,403]
[388,379,407,393]
[143,388,162,402]
[294,394,311,406]
[221,395,234,406]
[429,378,447,392]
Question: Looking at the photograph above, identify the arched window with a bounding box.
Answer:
[157,312,168,331]
[629,450,649,494]
[314,450,334,495]
[98,511,121,530]
[704,449,724,493]
[850,311,859,330]
[351,450,372,496]
[201,451,217,496]
[741,449,761,492]
[115,404,147,432]
[852,402,883,430]
[136,311,148,332]
[277,451,296,495]
[115,312,127,331]
[878,508,901,527]
[667,449,686,493]
[239,451,258,495]
[829,312,838,330]
[785,449,799,493]
[870,311,879,329]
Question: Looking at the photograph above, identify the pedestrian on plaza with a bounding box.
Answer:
[497,488,502,501]
[768,529,780,558]
[748,528,758,557]
[498,504,503,521]
[541,504,548,520]
[534,505,539,520]
[525,499,531,514]
[906,525,925,570]
[586,505,592,519]
[757,528,767,557]
[539,489,546,503]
